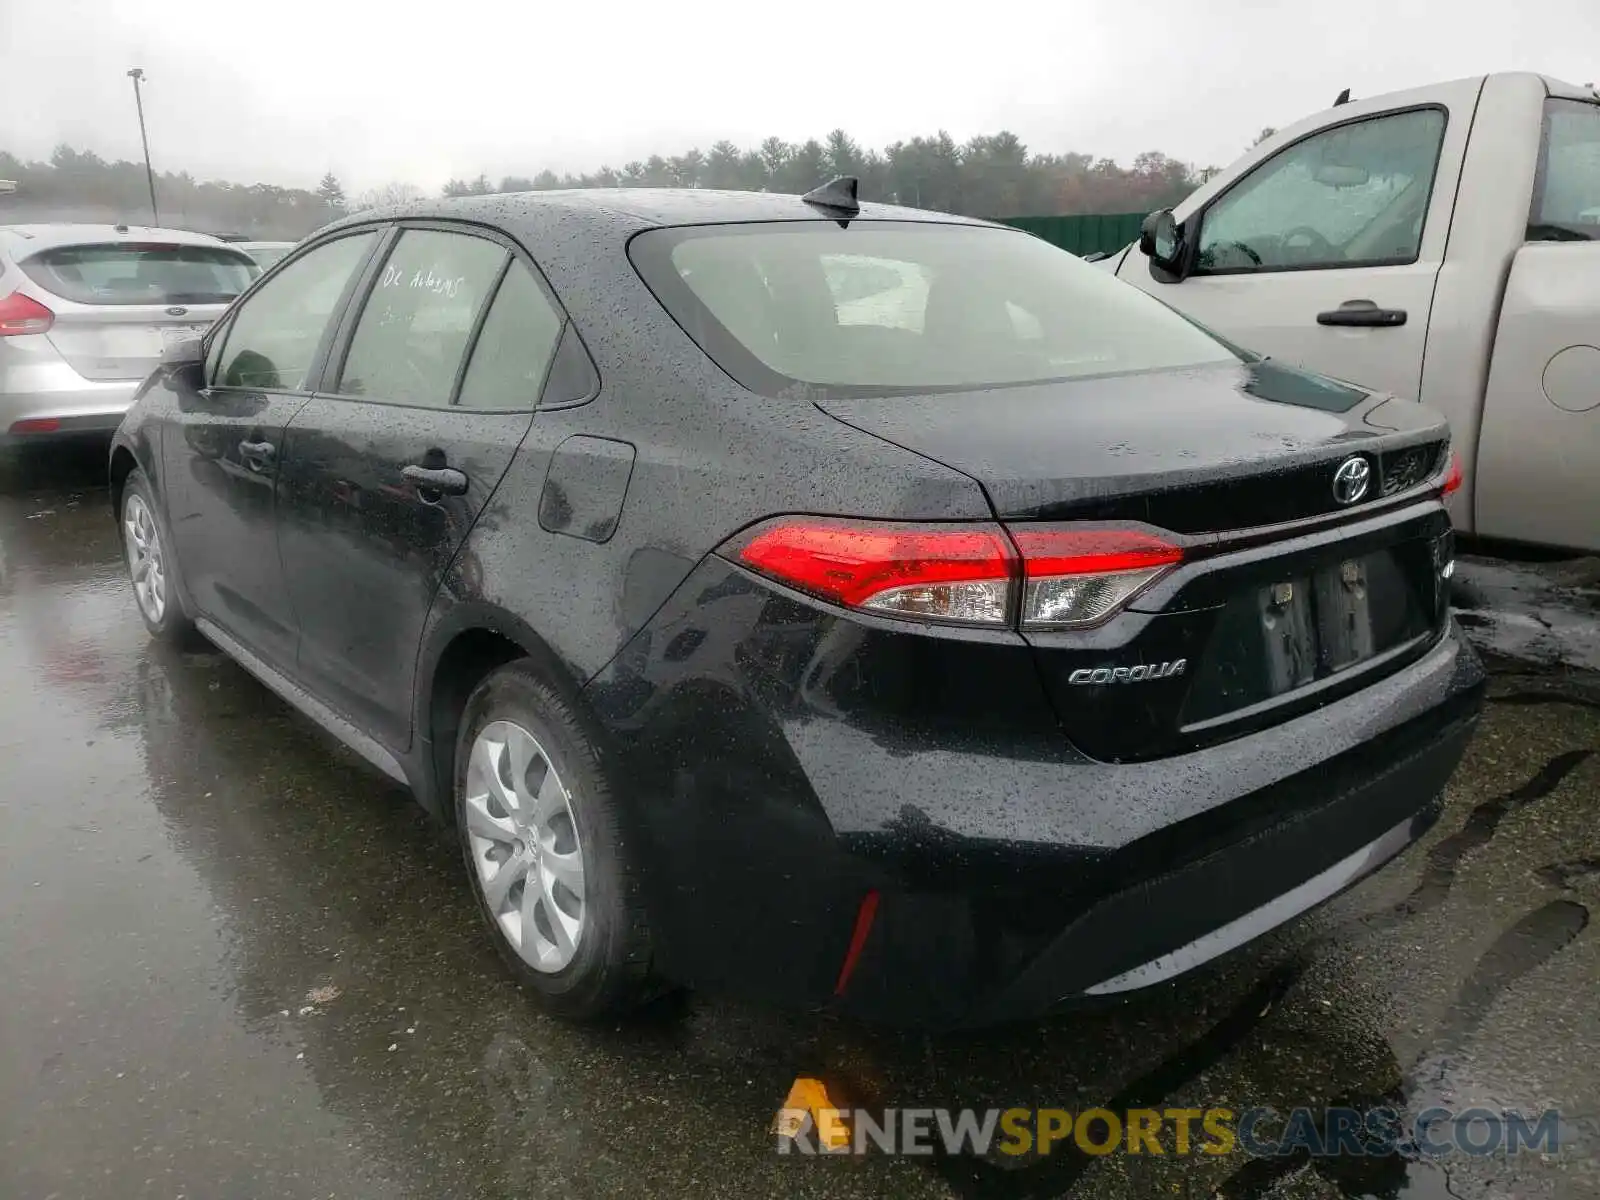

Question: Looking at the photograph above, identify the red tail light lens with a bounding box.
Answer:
[728,518,1184,629]
[1440,450,1463,497]
[1009,528,1184,629]
[0,291,54,337]
[9,418,62,434]
[734,517,1016,625]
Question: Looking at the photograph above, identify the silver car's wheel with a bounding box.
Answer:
[123,492,167,625]
[464,720,587,973]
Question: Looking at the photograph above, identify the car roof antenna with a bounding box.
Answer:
[1333,88,1352,106]
[801,176,860,227]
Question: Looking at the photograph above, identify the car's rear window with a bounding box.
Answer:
[247,246,293,270]
[629,221,1239,398]
[20,242,257,306]
[1530,98,1600,241]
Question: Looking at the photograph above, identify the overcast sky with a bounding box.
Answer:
[2,0,1596,194]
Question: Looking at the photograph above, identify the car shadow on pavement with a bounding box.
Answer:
[0,437,111,496]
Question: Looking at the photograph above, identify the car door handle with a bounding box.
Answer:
[401,464,469,497]
[238,439,275,468]
[1316,300,1407,327]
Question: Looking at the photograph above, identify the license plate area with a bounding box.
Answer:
[1182,543,1438,725]
[159,325,205,348]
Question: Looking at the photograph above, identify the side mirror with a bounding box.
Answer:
[1139,210,1184,272]
[160,335,204,370]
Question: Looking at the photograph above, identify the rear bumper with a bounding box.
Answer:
[847,695,1473,1027]
[584,557,1486,1029]
[0,378,138,437]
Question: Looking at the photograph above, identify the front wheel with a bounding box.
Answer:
[120,470,195,645]
[454,661,656,1019]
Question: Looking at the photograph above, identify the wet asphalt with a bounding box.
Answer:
[1,442,1598,1200]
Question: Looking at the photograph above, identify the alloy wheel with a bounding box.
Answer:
[123,493,167,625]
[464,720,587,973]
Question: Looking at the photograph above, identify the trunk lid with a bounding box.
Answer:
[817,359,1446,526]
[819,360,1456,761]
[44,302,228,381]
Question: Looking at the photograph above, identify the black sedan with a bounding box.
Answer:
[109,181,1483,1028]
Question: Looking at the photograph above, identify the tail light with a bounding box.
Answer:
[734,519,1015,624]
[727,517,1183,629]
[1010,528,1184,628]
[0,292,54,337]
[9,418,62,434]
[1440,449,1464,497]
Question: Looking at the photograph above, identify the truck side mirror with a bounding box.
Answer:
[1139,210,1185,276]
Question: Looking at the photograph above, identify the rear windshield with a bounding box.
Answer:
[1530,98,1600,241]
[246,245,292,270]
[20,243,257,306]
[630,221,1239,398]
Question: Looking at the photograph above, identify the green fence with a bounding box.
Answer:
[997,212,1145,257]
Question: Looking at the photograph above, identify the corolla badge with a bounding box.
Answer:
[1068,660,1187,685]
[1332,456,1371,505]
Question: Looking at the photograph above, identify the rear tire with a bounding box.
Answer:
[120,469,197,646]
[453,660,655,1019]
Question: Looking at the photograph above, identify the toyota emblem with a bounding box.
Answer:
[1332,456,1371,505]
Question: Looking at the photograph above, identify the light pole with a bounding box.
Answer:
[127,68,159,224]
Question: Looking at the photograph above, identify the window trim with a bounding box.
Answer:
[203,311,234,386]
[203,226,386,395]
[318,218,595,413]
[1527,96,1600,242]
[446,253,514,407]
[450,256,574,414]
[1183,103,1451,279]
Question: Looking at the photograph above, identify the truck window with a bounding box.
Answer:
[1194,108,1446,273]
[1529,99,1600,242]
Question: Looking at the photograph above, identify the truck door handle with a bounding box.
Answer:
[401,464,469,498]
[238,439,275,469]
[1317,299,1407,328]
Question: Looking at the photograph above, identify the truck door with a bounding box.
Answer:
[1475,96,1600,553]
[1116,79,1484,402]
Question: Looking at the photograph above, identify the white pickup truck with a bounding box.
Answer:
[1102,72,1600,553]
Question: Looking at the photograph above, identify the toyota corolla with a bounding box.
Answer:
[110,181,1483,1028]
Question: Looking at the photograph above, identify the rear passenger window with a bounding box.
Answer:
[337,230,506,407]
[456,260,563,410]
[214,231,376,391]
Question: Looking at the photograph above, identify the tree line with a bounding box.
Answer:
[0,146,348,239]
[1,129,1225,240]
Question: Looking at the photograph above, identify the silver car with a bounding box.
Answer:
[236,240,297,273]
[0,224,255,440]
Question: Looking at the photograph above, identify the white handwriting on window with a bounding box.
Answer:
[379,262,467,298]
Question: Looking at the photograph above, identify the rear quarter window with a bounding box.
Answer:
[20,243,257,305]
